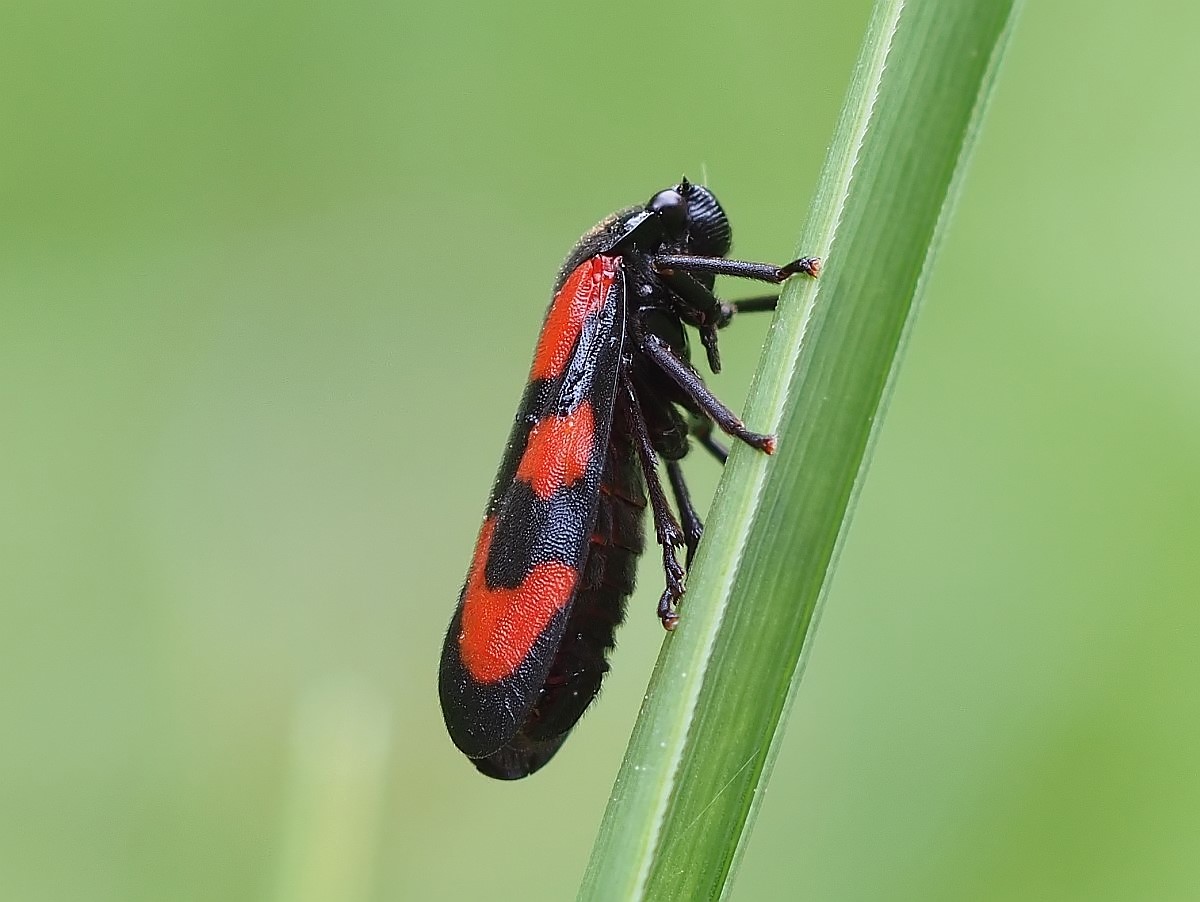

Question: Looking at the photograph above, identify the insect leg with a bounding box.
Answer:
[634,376,691,463]
[655,269,728,373]
[702,294,780,371]
[641,333,775,454]
[666,461,704,568]
[620,374,686,629]
[690,416,730,465]
[724,294,779,316]
[653,254,820,284]
[656,271,794,372]
[659,271,781,327]
[658,276,783,324]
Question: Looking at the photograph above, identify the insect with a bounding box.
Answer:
[438,179,819,779]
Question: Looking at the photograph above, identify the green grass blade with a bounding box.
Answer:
[578,1,1024,899]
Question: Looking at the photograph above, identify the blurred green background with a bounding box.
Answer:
[3,1,1198,899]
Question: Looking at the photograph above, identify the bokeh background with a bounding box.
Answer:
[3,1,1198,899]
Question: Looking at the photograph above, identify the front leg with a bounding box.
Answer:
[654,254,821,284]
[655,259,818,372]
[654,268,728,373]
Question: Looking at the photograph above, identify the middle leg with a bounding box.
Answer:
[640,333,776,455]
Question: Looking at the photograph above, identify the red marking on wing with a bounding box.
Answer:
[459,519,579,684]
[530,256,619,380]
[515,401,595,499]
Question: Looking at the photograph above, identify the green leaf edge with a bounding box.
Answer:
[579,2,1025,900]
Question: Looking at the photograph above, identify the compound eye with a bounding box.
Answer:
[646,188,688,235]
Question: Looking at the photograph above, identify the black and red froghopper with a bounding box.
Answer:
[438,180,820,779]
